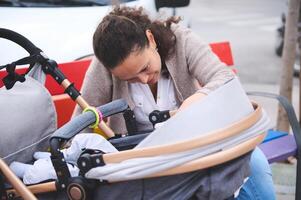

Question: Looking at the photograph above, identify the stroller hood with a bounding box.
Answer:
[0,74,57,164]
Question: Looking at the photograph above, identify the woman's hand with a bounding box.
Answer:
[177,92,207,114]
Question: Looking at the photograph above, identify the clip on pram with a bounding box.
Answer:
[0,28,269,200]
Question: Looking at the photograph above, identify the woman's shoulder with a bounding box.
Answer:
[83,56,114,89]
[171,24,208,46]
[89,57,111,76]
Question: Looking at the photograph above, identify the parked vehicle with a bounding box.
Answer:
[0,0,190,65]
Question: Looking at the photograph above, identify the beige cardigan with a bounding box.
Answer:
[73,25,235,134]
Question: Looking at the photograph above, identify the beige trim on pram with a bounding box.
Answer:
[0,159,37,200]
[149,133,265,178]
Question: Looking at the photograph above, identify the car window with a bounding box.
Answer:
[0,0,136,7]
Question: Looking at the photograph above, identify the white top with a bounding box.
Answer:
[129,74,180,131]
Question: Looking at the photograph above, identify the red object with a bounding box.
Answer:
[0,59,91,127]
[0,59,91,94]
[210,41,234,66]
[52,94,76,128]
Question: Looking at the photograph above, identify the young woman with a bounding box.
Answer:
[73,6,276,200]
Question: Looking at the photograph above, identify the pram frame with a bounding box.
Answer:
[0,28,266,200]
[0,159,37,200]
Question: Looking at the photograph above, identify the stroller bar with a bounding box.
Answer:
[59,77,115,138]
[0,28,41,55]
[0,159,37,200]
[41,59,116,138]
[50,99,128,141]
[6,182,57,199]
[48,99,129,191]
[41,51,115,139]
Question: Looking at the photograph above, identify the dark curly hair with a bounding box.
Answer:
[93,6,180,74]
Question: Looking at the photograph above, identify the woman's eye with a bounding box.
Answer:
[142,64,150,72]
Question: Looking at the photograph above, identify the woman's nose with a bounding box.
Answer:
[137,74,149,84]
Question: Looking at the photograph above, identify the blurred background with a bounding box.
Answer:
[181,0,285,85]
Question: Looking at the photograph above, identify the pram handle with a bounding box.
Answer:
[50,99,128,154]
[0,159,37,200]
[0,28,42,55]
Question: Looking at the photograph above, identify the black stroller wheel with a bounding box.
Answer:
[67,182,87,200]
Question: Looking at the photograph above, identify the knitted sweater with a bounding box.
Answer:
[73,24,235,134]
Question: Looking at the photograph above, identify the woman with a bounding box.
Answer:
[73,6,275,200]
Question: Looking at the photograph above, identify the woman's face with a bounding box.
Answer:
[110,30,161,84]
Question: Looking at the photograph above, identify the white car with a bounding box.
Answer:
[0,0,190,65]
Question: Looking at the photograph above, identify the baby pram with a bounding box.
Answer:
[0,28,269,200]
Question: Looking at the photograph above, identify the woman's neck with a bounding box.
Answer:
[148,83,158,101]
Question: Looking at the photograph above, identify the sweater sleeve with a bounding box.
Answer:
[183,28,235,94]
[72,56,113,117]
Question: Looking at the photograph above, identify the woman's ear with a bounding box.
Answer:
[145,29,157,49]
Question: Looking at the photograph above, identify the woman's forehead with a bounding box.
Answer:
[111,48,149,79]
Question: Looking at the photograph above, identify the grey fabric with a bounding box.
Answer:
[0,74,57,164]
[27,63,46,85]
